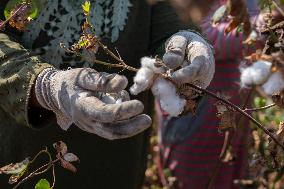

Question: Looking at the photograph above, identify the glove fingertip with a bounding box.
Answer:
[108,74,128,92]
[163,52,184,69]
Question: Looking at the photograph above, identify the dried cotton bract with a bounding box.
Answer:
[240,60,272,87]
[130,57,186,116]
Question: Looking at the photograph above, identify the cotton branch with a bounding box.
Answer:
[62,35,284,151]
[12,148,58,189]
[245,103,276,112]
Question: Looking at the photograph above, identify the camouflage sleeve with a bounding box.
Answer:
[0,33,54,128]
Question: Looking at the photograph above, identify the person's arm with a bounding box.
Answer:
[0,33,55,127]
[0,33,54,127]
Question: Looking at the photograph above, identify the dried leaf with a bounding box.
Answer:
[245,50,273,62]
[53,141,68,156]
[214,93,236,132]
[217,110,237,132]
[60,160,77,173]
[63,153,80,163]
[211,5,227,25]
[0,158,29,175]
[177,83,202,115]
[6,2,33,31]
[272,90,284,108]
[224,0,251,36]
[268,122,284,165]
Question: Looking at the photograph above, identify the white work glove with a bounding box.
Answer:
[130,30,215,116]
[163,30,215,95]
[35,68,152,140]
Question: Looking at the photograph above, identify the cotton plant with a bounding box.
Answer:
[130,57,187,116]
[240,59,284,95]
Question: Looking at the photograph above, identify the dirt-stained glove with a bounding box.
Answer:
[35,68,152,140]
[163,30,215,92]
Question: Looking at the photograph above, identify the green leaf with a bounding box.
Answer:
[35,179,51,189]
[236,25,243,33]
[79,39,89,48]
[82,1,91,15]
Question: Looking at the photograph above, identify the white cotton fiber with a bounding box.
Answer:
[130,67,154,95]
[152,78,186,116]
[240,60,272,87]
[262,71,284,95]
[130,57,167,95]
[140,57,166,74]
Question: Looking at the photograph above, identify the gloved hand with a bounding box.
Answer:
[163,30,215,94]
[35,67,152,140]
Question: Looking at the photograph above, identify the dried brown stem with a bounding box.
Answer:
[183,83,284,150]
[12,148,59,189]
[206,89,253,189]
[12,159,60,189]
[245,103,276,112]
[51,165,56,189]
[64,39,284,152]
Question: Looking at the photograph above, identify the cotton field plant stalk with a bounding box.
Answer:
[0,141,79,189]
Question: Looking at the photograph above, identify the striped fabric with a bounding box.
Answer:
[156,1,260,188]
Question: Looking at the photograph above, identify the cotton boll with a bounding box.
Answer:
[152,78,186,116]
[262,71,284,96]
[130,67,154,95]
[240,60,272,87]
[141,57,167,74]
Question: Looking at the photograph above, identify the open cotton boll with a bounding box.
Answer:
[141,57,166,74]
[240,60,272,87]
[262,71,284,95]
[130,67,154,95]
[152,78,186,116]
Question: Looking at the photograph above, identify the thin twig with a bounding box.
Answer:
[245,103,276,112]
[182,83,284,151]
[29,147,49,164]
[63,35,284,151]
[34,149,53,176]
[12,159,60,189]
[97,41,122,63]
[206,89,253,189]
[51,165,56,189]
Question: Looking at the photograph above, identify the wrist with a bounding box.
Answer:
[35,68,59,111]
